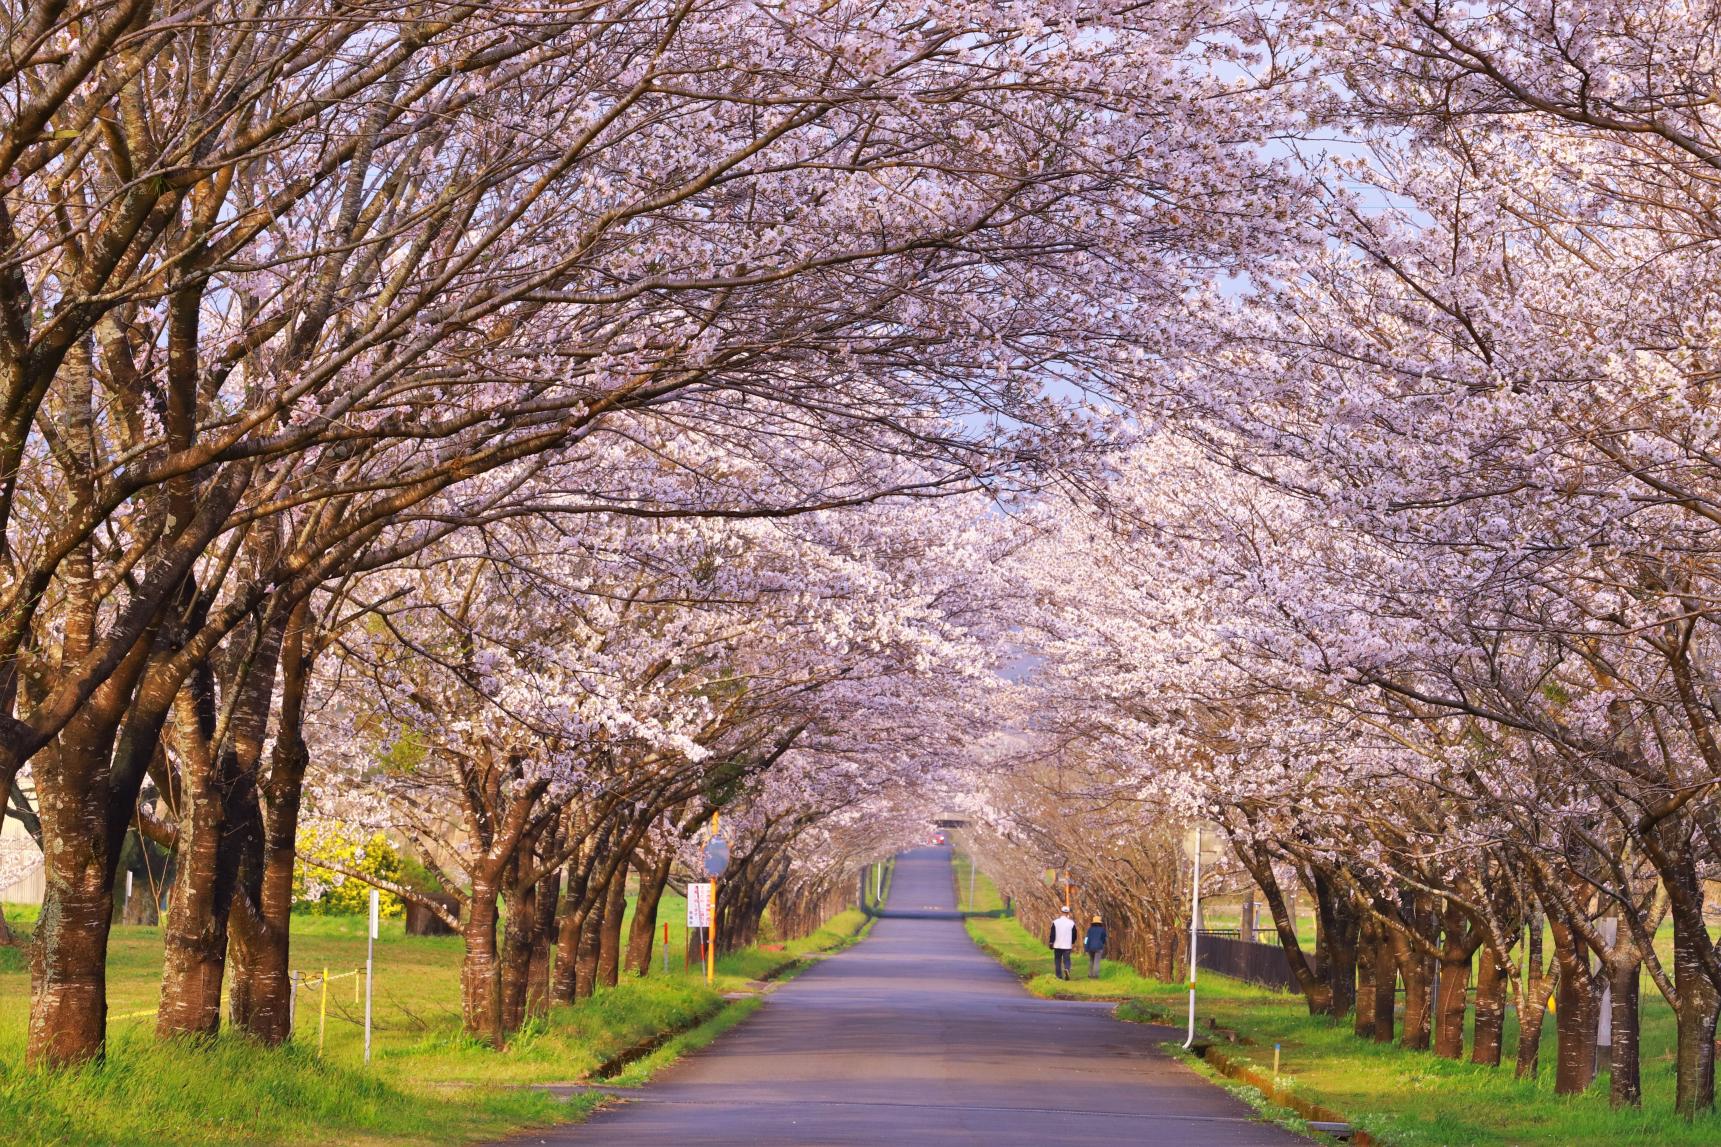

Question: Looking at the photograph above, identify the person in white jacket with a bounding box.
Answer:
[1047,907,1078,980]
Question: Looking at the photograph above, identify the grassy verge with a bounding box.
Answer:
[951,851,1003,914]
[0,901,868,1145]
[959,863,1721,1147]
[861,857,896,914]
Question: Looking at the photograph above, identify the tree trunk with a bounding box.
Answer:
[597,862,629,989]
[574,872,608,1000]
[156,736,243,1041]
[1471,943,1507,1067]
[225,783,290,1043]
[500,877,536,1035]
[24,640,168,1066]
[1399,947,1433,1052]
[27,804,117,1065]
[1314,876,1359,1020]
[1371,933,1397,1043]
[1516,971,1554,1079]
[227,603,312,1046]
[1516,913,1551,1079]
[1354,920,1378,1039]
[460,885,504,1047]
[1433,955,1471,1059]
[1671,906,1719,1117]
[1551,936,1597,1095]
[627,852,673,977]
[526,868,561,1018]
[1236,842,1332,1014]
[1609,955,1641,1108]
[550,828,609,1005]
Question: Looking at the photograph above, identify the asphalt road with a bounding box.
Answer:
[523,846,1308,1145]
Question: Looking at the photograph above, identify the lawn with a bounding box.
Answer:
[958,856,1721,1147]
[0,897,869,1146]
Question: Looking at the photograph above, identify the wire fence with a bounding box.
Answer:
[109,966,369,1058]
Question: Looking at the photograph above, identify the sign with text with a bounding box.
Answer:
[687,881,714,928]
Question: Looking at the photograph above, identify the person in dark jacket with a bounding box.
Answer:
[1084,915,1107,979]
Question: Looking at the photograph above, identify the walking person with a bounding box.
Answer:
[1048,906,1078,979]
[1084,915,1107,979]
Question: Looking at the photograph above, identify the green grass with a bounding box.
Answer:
[0,898,867,1145]
[958,861,1721,1147]
[950,852,1003,914]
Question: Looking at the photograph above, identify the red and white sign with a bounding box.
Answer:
[686,881,714,928]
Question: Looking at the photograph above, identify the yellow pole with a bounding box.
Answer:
[318,966,329,1056]
[705,811,721,985]
[706,881,717,985]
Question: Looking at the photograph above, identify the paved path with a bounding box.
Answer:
[522,847,1308,1145]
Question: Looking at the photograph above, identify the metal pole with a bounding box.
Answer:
[1182,825,1201,1050]
[365,889,377,1064]
[706,882,717,984]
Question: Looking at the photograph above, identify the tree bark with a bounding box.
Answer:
[159,601,285,1042]
[1516,918,1555,1081]
[500,871,539,1034]
[1354,919,1378,1039]
[550,829,607,1004]
[627,852,673,977]
[1671,905,1719,1116]
[525,868,561,1018]
[26,800,117,1065]
[1236,842,1332,1014]
[155,723,244,1041]
[597,861,628,989]
[25,637,168,1065]
[1314,874,1359,1020]
[1609,954,1641,1108]
[574,878,606,1000]
[460,883,504,1047]
[1471,943,1507,1067]
[1433,955,1471,1059]
[1399,945,1433,1052]
[1551,925,1598,1095]
[227,602,313,1045]
[1371,931,1397,1043]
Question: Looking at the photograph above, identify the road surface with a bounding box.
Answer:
[522,846,1308,1145]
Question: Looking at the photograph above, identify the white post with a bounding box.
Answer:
[1183,825,1201,1050]
[365,889,378,1064]
[1596,917,1617,1072]
[124,870,133,913]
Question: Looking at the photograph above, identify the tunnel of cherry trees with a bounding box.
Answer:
[3,0,1721,1126]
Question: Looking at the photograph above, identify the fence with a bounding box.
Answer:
[1196,931,1314,994]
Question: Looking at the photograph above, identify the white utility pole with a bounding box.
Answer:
[1182,825,1202,1050]
[365,889,378,1064]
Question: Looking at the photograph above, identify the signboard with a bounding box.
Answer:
[702,838,730,877]
[687,881,714,928]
